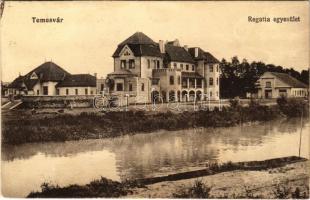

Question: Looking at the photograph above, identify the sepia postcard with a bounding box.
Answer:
[0,0,309,198]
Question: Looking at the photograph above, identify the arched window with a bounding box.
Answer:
[170,76,174,85]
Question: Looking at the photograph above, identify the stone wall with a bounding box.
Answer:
[21,95,96,108]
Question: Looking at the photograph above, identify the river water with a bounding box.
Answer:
[1,118,309,197]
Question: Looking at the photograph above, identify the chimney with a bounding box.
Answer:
[159,40,165,54]
[94,73,97,78]
[195,47,199,58]
[173,39,180,47]
[184,45,188,51]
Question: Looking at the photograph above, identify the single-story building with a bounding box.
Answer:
[7,61,97,96]
[256,72,309,99]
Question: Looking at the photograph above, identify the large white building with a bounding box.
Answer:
[105,32,220,103]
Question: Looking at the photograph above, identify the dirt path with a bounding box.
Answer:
[126,161,309,198]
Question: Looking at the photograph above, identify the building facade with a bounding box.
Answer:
[106,32,220,103]
[256,72,309,99]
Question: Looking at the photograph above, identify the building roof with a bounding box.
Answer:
[165,44,195,64]
[188,47,219,63]
[56,74,96,87]
[181,72,204,79]
[119,32,156,46]
[8,75,25,89]
[113,43,162,58]
[112,32,161,58]
[25,62,70,82]
[266,72,308,88]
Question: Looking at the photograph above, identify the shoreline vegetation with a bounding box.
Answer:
[27,156,309,198]
[2,97,308,145]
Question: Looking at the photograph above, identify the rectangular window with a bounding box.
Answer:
[216,65,219,72]
[210,65,213,72]
[266,81,271,88]
[192,65,195,71]
[85,88,88,95]
[101,84,104,91]
[147,59,151,69]
[37,90,39,95]
[197,79,202,88]
[91,90,93,95]
[157,60,160,69]
[216,78,219,85]
[141,83,145,91]
[209,78,214,86]
[75,89,78,95]
[129,83,133,91]
[153,60,156,68]
[186,65,189,70]
[178,76,181,85]
[43,86,48,95]
[116,83,123,91]
[56,89,60,95]
[173,63,177,69]
[181,64,184,70]
[170,76,174,85]
[121,60,126,69]
[210,91,212,97]
[129,59,135,69]
[66,89,69,95]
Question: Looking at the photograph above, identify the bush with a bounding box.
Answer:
[173,179,211,198]
[277,96,308,117]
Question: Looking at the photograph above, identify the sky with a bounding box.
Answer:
[1,1,309,82]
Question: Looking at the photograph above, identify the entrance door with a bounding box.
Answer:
[264,90,272,99]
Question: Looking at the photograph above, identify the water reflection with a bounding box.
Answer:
[1,118,309,197]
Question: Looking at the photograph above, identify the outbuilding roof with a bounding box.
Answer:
[267,72,308,88]
[8,75,25,89]
[56,74,96,87]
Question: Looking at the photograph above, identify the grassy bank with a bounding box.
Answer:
[2,103,278,145]
[27,156,308,198]
[2,98,308,145]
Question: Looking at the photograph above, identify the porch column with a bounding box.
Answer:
[194,79,197,89]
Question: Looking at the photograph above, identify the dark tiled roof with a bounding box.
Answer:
[268,72,308,88]
[24,79,38,90]
[56,74,96,87]
[25,62,70,82]
[8,75,25,89]
[119,32,156,46]
[181,72,204,79]
[165,45,195,64]
[188,47,219,63]
[113,32,162,58]
[113,43,162,58]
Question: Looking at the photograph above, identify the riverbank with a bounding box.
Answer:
[2,103,280,145]
[27,156,309,198]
